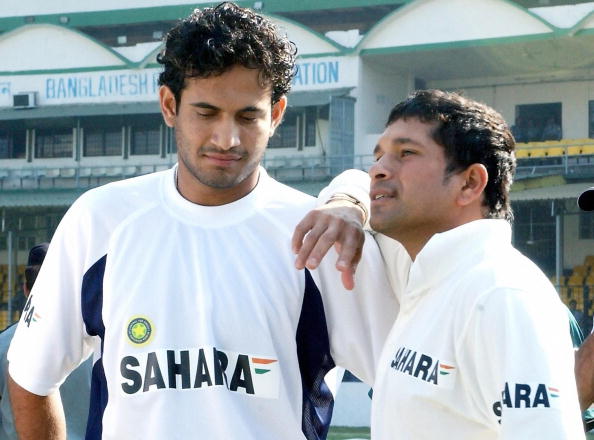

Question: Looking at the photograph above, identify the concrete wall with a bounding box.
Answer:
[564,212,594,269]
[331,381,372,428]
[354,60,411,157]
[431,79,594,139]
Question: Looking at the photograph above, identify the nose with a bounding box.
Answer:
[210,117,241,150]
[369,157,389,182]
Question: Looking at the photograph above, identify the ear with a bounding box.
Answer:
[456,163,488,208]
[159,86,177,128]
[269,96,287,136]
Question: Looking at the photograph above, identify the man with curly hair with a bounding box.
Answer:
[6,3,397,439]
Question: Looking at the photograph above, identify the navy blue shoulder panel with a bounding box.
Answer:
[297,269,336,440]
[81,255,108,440]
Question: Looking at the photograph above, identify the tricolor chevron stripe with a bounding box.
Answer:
[548,387,559,398]
[439,363,455,376]
[252,357,277,375]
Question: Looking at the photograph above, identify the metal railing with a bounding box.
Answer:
[1,152,594,191]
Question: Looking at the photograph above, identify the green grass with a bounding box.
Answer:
[327,426,370,440]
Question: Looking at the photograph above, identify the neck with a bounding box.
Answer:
[176,168,260,206]
[394,213,485,261]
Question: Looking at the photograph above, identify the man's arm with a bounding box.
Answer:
[8,373,66,440]
[293,169,371,289]
[293,200,365,290]
[576,332,594,411]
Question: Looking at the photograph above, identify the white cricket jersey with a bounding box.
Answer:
[371,219,584,440]
[8,166,397,440]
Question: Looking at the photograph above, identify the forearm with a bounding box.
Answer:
[8,373,66,440]
[576,332,594,411]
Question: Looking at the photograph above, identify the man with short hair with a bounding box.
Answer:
[368,90,582,438]
[0,244,91,440]
[575,186,594,427]
[6,3,396,439]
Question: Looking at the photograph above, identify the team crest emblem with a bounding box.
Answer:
[127,316,153,345]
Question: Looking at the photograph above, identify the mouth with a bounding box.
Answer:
[370,188,394,203]
[203,152,243,167]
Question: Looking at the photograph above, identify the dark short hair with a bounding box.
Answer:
[157,2,297,105]
[25,242,48,291]
[25,266,41,292]
[387,89,516,221]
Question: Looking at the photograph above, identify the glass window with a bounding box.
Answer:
[131,122,160,155]
[168,128,177,154]
[35,128,73,158]
[84,128,122,157]
[0,128,26,159]
[589,101,594,139]
[514,103,562,143]
[305,107,317,147]
[580,212,594,239]
[512,202,555,273]
[269,110,299,149]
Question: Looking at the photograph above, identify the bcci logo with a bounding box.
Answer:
[127,317,153,345]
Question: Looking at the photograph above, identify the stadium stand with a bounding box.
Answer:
[516,139,594,158]
[558,256,594,334]
[0,264,24,330]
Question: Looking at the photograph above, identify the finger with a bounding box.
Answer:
[335,232,364,272]
[304,224,342,270]
[294,223,328,270]
[292,214,316,254]
[340,268,355,290]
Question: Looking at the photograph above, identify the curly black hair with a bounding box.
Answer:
[387,89,516,221]
[157,2,297,106]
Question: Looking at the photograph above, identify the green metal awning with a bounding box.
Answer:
[0,102,160,121]
[511,182,594,202]
[0,189,86,207]
[287,87,354,107]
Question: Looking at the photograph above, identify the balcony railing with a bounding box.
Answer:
[1,152,594,191]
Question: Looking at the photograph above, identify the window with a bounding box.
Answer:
[0,128,26,159]
[84,128,122,157]
[35,128,73,158]
[168,128,177,154]
[512,202,555,273]
[588,101,594,139]
[268,107,317,149]
[513,103,562,143]
[580,212,594,239]
[305,107,317,147]
[130,116,161,155]
[269,111,298,149]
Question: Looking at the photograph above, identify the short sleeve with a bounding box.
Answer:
[8,197,98,396]
[461,288,584,439]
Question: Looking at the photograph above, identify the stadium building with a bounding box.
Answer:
[0,0,594,338]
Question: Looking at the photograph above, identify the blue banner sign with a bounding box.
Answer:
[45,71,160,100]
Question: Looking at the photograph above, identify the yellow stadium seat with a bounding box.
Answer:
[545,147,565,157]
[567,146,583,155]
[515,149,530,159]
[574,265,588,276]
[582,145,594,154]
[527,148,547,158]
[572,286,585,298]
[0,311,9,331]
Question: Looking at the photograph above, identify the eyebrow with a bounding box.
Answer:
[189,102,265,114]
[392,137,424,147]
[374,137,424,156]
